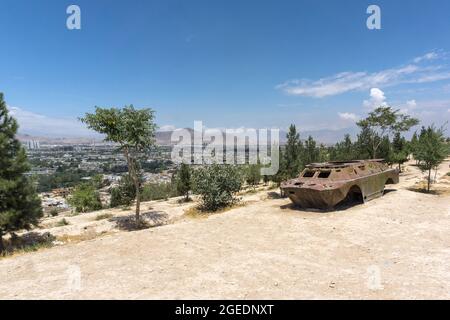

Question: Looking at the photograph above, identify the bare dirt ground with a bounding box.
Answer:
[1,160,450,299]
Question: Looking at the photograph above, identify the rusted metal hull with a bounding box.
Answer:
[281,160,399,209]
[283,185,348,209]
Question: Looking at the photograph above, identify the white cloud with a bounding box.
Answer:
[412,72,450,84]
[8,106,96,137]
[338,112,358,121]
[413,51,440,63]
[158,124,176,131]
[406,100,417,108]
[363,88,387,109]
[277,51,450,98]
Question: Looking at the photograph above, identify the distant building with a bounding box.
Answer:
[26,140,41,150]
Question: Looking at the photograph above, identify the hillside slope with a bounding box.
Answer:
[1,160,449,299]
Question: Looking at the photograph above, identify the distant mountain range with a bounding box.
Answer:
[18,126,358,146]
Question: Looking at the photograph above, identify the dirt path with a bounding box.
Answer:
[1,161,449,299]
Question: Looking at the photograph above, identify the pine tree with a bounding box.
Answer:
[0,93,43,252]
[304,135,319,164]
[176,163,191,201]
[284,124,303,178]
[391,132,408,172]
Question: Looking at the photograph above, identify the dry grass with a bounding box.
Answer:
[55,218,70,227]
[407,180,450,196]
[56,231,109,244]
[0,232,55,259]
[94,213,113,221]
[183,201,247,219]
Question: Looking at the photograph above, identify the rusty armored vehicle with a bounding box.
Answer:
[281,160,399,209]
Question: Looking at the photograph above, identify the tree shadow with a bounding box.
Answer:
[1,232,55,255]
[268,191,289,199]
[110,211,169,231]
[407,187,442,195]
[267,191,282,199]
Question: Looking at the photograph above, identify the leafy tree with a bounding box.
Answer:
[377,136,393,162]
[141,182,177,201]
[192,164,242,211]
[81,106,156,225]
[409,132,419,164]
[110,175,136,208]
[271,147,289,188]
[414,125,448,192]
[176,163,192,201]
[284,124,303,178]
[68,183,102,213]
[245,164,261,188]
[317,143,329,163]
[0,93,43,252]
[355,125,375,159]
[91,174,106,189]
[390,132,409,172]
[356,106,419,159]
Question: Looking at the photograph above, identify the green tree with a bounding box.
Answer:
[303,135,319,164]
[192,164,242,211]
[284,124,303,178]
[110,174,136,208]
[414,125,448,192]
[272,147,287,180]
[330,134,356,161]
[176,163,192,201]
[245,164,261,188]
[378,136,392,162]
[317,143,329,163]
[409,132,419,164]
[81,106,156,225]
[355,125,375,159]
[91,174,106,189]
[141,182,177,201]
[68,183,102,213]
[0,93,43,252]
[357,106,419,159]
[390,132,409,172]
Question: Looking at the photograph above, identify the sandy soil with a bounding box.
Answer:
[1,160,449,299]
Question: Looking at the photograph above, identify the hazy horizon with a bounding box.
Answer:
[2,0,450,141]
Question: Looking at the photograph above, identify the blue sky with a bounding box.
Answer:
[1,0,450,139]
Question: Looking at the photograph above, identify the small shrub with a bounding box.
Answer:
[68,183,102,213]
[141,182,177,201]
[110,175,136,208]
[49,208,59,217]
[192,164,242,212]
[95,213,113,221]
[176,163,192,201]
[0,232,55,257]
[56,218,70,227]
[245,164,261,188]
